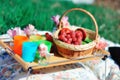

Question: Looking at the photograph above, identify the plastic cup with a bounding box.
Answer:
[22,42,38,62]
[13,35,28,56]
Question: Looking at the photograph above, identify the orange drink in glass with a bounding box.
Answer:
[13,35,28,56]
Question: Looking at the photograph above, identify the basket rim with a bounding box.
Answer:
[58,8,98,40]
[53,38,96,51]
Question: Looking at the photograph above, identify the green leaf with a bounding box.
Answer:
[82,41,87,45]
[84,37,92,43]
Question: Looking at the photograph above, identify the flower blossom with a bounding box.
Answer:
[24,24,37,36]
[61,16,70,27]
[95,40,108,50]
[38,43,48,57]
[52,15,70,27]
[7,27,24,38]
[52,15,60,26]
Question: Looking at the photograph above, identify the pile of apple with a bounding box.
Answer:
[58,28,87,45]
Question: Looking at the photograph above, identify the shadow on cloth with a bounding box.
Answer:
[109,47,120,67]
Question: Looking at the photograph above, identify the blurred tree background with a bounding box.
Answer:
[0,0,120,43]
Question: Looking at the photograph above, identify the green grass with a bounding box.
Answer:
[0,0,120,43]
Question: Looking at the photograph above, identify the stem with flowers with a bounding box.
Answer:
[7,24,38,38]
[51,15,70,28]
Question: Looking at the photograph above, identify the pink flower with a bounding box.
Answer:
[7,27,23,38]
[24,24,37,36]
[52,15,60,26]
[52,15,70,27]
[61,16,70,27]
[38,44,48,57]
[38,44,48,51]
[95,40,108,50]
[24,27,30,36]
[7,29,15,37]
[39,51,46,57]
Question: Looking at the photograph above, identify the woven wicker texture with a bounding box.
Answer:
[53,8,99,58]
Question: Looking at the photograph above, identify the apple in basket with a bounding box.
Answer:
[58,28,87,45]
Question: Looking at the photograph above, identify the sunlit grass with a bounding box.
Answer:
[0,0,120,43]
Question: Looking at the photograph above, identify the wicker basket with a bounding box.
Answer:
[53,8,99,58]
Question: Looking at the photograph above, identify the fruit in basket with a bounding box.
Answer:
[82,37,92,45]
[45,33,53,42]
[58,28,87,45]
[75,28,87,40]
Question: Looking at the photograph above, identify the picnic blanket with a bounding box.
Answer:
[0,34,120,80]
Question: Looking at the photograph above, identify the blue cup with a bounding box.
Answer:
[22,42,38,62]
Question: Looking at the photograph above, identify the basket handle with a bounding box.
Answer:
[58,8,98,40]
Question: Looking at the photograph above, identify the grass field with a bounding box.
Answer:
[0,0,120,43]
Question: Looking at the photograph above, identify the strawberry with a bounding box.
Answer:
[75,28,87,41]
[75,30,83,38]
[70,30,76,38]
[58,28,86,45]
[60,28,71,34]
[66,34,71,39]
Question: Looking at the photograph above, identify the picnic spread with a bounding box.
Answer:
[0,37,120,80]
[0,8,120,80]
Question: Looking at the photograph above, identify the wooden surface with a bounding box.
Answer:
[7,48,110,71]
[0,40,110,71]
